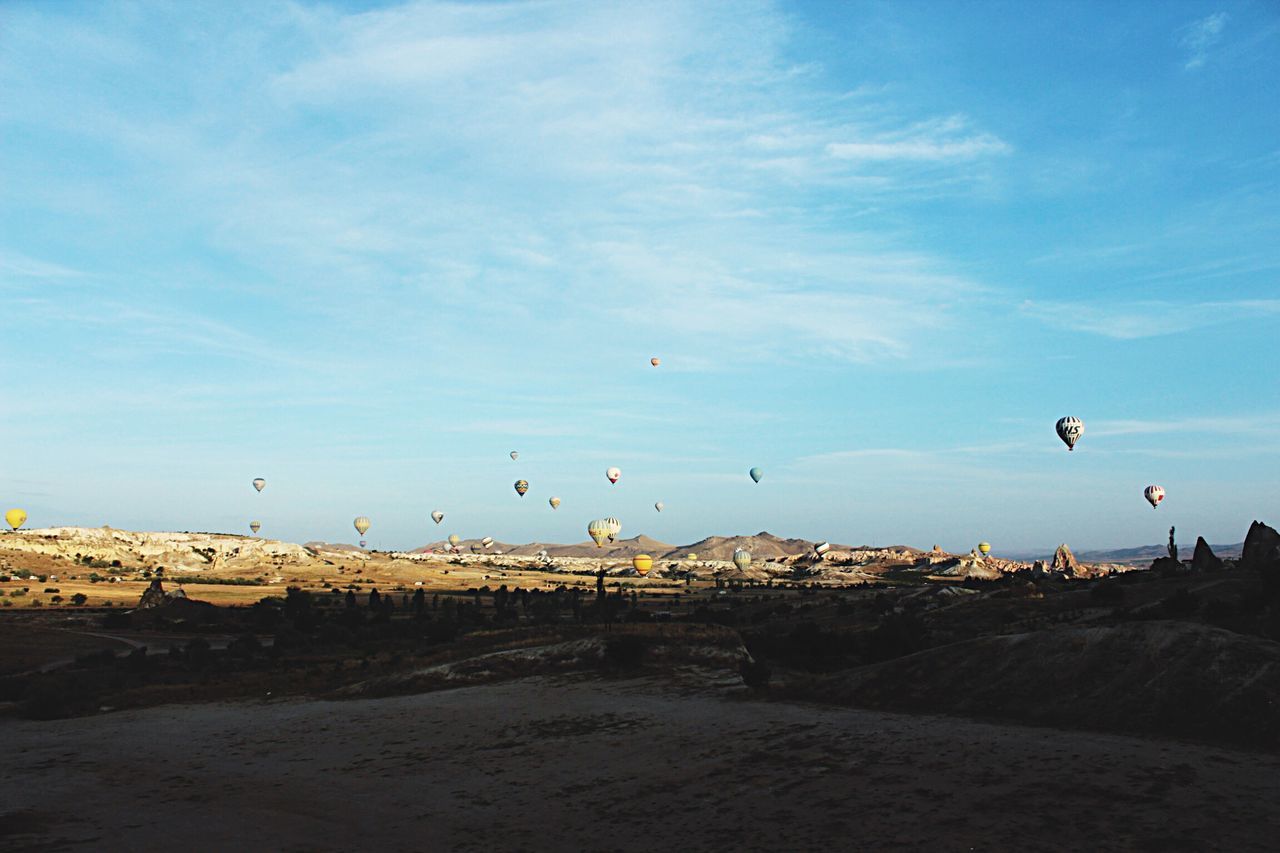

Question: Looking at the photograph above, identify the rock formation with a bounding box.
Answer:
[1191,537,1223,573]
[137,578,168,608]
[1240,521,1280,573]
[1050,544,1080,577]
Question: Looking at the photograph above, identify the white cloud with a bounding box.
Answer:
[826,134,1010,162]
[1180,12,1228,70]
[1020,298,1280,339]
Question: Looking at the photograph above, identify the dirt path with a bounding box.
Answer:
[3,678,1279,852]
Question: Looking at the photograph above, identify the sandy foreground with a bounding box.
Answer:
[4,678,1280,852]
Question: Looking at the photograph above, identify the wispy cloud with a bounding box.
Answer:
[1089,414,1280,439]
[1180,12,1228,70]
[1020,298,1280,339]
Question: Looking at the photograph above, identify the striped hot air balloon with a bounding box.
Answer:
[549,496,561,510]
[605,517,621,542]
[632,554,653,575]
[1056,416,1084,451]
[353,516,371,536]
[978,541,991,556]
[733,549,751,571]
[588,519,611,547]
[249,521,261,535]
[1144,485,1165,508]
[514,479,529,496]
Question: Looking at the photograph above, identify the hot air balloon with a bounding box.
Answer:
[431,510,444,524]
[633,554,653,575]
[510,451,519,461]
[654,501,664,512]
[252,478,266,493]
[1144,485,1165,508]
[978,541,991,556]
[1056,416,1084,451]
[448,534,461,547]
[605,517,621,542]
[686,553,698,561]
[588,519,610,547]
[5,509,27,531]
[749,467,763,483]
[359,540,367,549]
[549,496,561,510]
[650,357,660,367]
[814,541,831,555]
[482,536,494,548]
[514,479,529,496]
[354,516,371,536]
[249,521,261,535]
[606,467,621,484]
[733,548,751,571]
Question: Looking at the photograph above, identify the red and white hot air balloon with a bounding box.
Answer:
[1144,485,1165,509]
[606,467,621,484]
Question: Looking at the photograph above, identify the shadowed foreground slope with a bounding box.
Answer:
[3,677,1280,852]
[782,621,1280,750]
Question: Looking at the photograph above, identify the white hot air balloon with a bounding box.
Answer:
[510,451,519,461]
[654,501,664,512]
[605,517,621,542]
[1144,485,1165,508]
[431,510,444,524]
[482,536,494,548]
[252,478,266,493]
[814,541,831,555]
[549,496,561,510]
[606,467,621,484]
[1056,416,1085,451]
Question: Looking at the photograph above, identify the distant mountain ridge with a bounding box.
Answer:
[411,532,902,561]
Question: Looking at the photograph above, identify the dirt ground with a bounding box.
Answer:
[3,677,1279,852]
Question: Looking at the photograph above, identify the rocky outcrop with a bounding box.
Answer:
[1050,544,1080,577]
[137,579,168,609]
[1192,537,1224,573]
[1240,521,1280,573]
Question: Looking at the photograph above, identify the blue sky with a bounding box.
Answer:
[1,0,1277,554]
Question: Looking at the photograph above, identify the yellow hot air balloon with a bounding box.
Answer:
[354,516,371,536]
[549,496,561,510]
[686,553,698,561]
[733,548,751,571]
[5,509,27,531]
[978,541,991,556]
[588,519,610,547]
[632,554,653,575]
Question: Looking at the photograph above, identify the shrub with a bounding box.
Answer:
[601,634,648,670]
[70,593,87,606]
[1162,588,1201,619]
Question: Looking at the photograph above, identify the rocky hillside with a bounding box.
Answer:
[0,527,327,572]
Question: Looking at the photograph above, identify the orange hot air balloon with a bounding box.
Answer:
[650,357,660,367]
